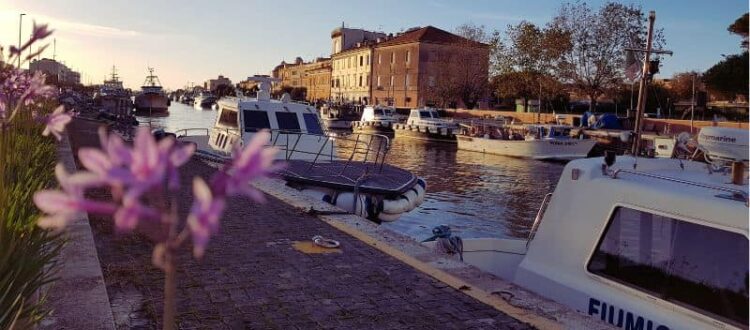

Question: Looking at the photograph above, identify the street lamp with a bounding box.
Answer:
[18,13,26,68]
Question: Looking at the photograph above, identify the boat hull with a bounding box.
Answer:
[457,135,596,160]
[394,123,457,142]
[352,121,395,134]
[134,92,169,116]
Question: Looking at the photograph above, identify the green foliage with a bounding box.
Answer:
[0,106,63,329]
[728,13,749,48]
[703,52,749,100]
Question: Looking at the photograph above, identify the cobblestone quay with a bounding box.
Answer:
[68,119,532,329]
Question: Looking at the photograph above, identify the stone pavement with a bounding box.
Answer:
[68,119,533,329]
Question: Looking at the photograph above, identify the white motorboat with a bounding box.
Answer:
[427,126,749,330]
[351,105,399,134]
[193,91,217,109]
[393,107,459,142]
[175,76,426,223]
[319,104,359,131]
[457,123,596,160]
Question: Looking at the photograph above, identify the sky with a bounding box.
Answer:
[1,0,747,90]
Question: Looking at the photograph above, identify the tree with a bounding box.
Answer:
[213,84,236,98]
[667,71,701,101]
[492,21,570,112]
[703,52,749,100]
[550,2,665,112]
[728,12,749,49]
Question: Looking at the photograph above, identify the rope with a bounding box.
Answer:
[312,235,340,248]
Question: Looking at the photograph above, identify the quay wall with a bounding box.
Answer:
[443,109,748,135]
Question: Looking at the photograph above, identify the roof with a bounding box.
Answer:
[375,26,487,48]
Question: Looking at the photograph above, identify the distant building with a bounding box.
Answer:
[205,75,232,92]
[301,58,332,103]
[29,58,81,85]
[271,57,306,91]
[370,26,489,109]
[331,26,386,55]
[330,26,386,104]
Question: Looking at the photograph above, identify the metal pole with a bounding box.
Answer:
[631,11,656,156]
[18,13,25,68]
[690,73,695,133]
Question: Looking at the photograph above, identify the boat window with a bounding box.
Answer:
[243,110,271,132]
[419,111,431,119]
[375,109,385,116]
[275,112,300,132]
[218,109,238,128]
[587,207,748,326]
[302,113,323,135]
[431,111,440,118]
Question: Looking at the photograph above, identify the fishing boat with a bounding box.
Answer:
[351,105,399,134]
[175,76,426,223]
[94,66,132,117]
[427,126,749,329]
[134,67,170,116]
[457,122,596,160]
[393,107,459,142]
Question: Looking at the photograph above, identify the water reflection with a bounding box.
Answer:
[145,103,566,241]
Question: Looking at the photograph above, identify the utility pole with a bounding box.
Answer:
[18,13,25,68]
[629,11,673,155]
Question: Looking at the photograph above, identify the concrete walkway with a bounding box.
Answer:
[67,119,533,329]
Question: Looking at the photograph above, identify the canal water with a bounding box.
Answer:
[138,102,566,241]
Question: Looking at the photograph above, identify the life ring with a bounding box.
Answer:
[377,212,401,222]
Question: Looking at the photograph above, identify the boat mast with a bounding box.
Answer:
[630,11,672,155]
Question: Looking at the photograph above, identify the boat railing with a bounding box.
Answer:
[527,193,553,248]
[268,129,391,174]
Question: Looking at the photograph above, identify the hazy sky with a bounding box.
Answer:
[1,0,746,90]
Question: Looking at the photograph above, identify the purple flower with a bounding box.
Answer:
[10,22,53,57]
[187,177,226,258]
[214,130,278,201]
[42,105,71,140]
[167,141,196,191]
[113,195,160,232]
[34,190,118,229]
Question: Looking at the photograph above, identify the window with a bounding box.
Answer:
[378,54,381,64]
[377,76,381,87]
[390,52,395,64]
[588,207,748,326]
[243,110,270,132]
[359,75,363,87]
[275,112,300,132]
[218,109,238,127]
[359,56,363,66]
[406,50,411,64]
[405,74,409,87]
[365,54,369,65]
[390,76,394,86]
[302,113,323,135]
[375,109,385,116]
[419,111,431,118]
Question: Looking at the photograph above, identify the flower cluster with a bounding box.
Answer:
[34,127,278,259]
[0,21,68,138]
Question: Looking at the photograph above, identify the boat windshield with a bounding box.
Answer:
[419,111,431,118]
[218,109,238,128]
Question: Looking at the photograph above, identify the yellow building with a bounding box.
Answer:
[301,58,332,103]
[331,44,376,105]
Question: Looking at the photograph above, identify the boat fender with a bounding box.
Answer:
[414,178,427,205]
[377,212,401,222]
[381,195,412,214]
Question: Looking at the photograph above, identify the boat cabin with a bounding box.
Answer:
[406,107,454,128]
[524,124,574,140]
[360,105,397,123]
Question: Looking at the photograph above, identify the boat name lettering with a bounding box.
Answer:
[548,140,577,146]
[699,133,736,143]
[588,298,669,330]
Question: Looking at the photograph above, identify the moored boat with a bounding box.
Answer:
[426,129,749,329]
[457,122,596,160]
[351,105,399,134]
[193,91,217,109]
[94,66,132,117]
[175,76,426,223]
[393,107,458,142]
[134,67,170,116]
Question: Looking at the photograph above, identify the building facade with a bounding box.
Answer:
[29,58,81,85]
[370,26,489,109]
[205,75,232,91]
[331,27,386,55]
[331,45,375,104]
[272,57,306,91]
[301,58,332,103]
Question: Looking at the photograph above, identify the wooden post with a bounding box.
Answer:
[631,11,656,155]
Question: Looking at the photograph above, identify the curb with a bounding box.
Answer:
[39,134,116,330]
